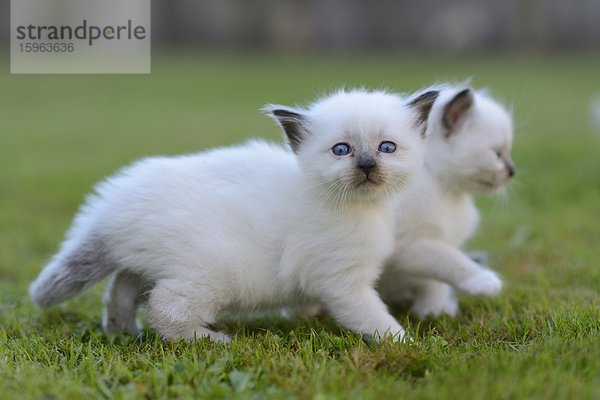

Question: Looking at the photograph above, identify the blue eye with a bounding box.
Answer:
[378,141,396,153]
[332,143,351,156]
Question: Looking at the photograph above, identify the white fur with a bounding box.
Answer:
[30,90,426,343]
[378,87,514,319]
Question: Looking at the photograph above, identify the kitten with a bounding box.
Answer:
[377,86,515,319]
[29,89,433,343]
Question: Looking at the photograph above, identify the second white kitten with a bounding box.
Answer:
[378,86,515,319]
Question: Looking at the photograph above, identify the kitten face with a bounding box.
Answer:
[425,89,515,194]
[267,90,427,204]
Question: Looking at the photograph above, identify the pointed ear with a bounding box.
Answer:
[263,105,307,153]
[443,89,474,132]
[407,90,440,136]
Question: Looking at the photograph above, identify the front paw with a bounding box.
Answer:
[362,327,409,345]
[412,296,459,320]
[457,269,502,296]
[361,326,412,344]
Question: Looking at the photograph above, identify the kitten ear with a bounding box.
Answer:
[443,89,474,132]
[263,105,307,153]
[407,90,440,136]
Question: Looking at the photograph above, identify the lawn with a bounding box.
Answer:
[0,53,599,399]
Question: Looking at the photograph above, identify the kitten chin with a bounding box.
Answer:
[473,175,510,193]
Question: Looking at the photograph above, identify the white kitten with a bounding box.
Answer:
[377,86,515,319]
[29,89,430,343]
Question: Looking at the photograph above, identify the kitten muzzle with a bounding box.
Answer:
[504,158,516,178]
[357,156,376,177]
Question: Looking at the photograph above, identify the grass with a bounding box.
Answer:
[1,52,599,399]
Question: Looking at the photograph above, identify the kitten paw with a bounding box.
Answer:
[406,281,458,319]
[412,296,459,320]
[362,328,408,344]
[457,269,502,296]
[102,315,143,336]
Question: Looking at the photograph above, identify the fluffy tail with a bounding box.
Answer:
[29,235,114,308]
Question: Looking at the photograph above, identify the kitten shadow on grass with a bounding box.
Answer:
[34,307,354,347]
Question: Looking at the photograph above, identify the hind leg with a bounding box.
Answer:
[102,271,148,335]
[146,279,230,343]
[379,274,458,319]
[410,279,458,320]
